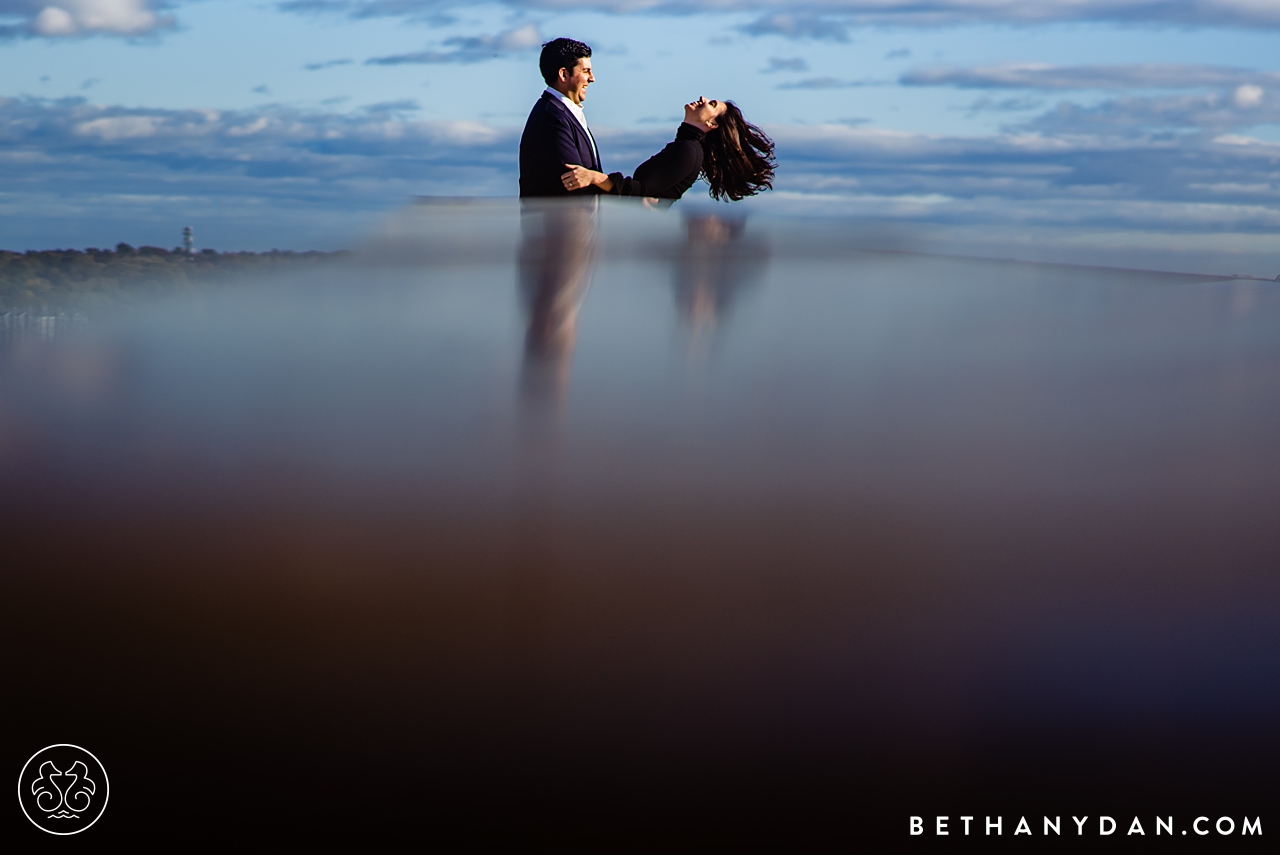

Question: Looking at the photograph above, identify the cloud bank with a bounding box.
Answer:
[9,1,1280,44]
[902,62,1280,131]
[276,0,1280,31]
[1027,91,1280,133]
[739,12,849,41]
[903,63,1280,90]
[6,81,1280,252]
[365,22,541,65]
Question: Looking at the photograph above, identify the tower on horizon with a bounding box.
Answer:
[182,226,194,254]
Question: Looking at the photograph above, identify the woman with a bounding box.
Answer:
[560,97,775,202]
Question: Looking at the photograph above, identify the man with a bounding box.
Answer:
[519,38,602,197]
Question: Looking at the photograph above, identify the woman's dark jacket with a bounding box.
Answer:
[608,123,705,200]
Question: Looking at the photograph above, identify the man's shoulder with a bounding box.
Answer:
[528,92,574,124]
[523,95,553,139]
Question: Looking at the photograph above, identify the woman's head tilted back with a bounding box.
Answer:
[686,99,776,202]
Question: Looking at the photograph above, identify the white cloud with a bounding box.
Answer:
[32,6,77,35]
[227,117,271,137]
[3,0,171,37]
[489,20,539,50]
[1211,133,1280,149]
[75,115,162,139]
[1233,84,1264,107]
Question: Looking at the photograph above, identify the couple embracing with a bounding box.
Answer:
[519,38,776,204]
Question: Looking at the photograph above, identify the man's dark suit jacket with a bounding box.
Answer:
[519,91,602,198]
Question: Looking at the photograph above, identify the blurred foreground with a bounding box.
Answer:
[3,200,1278,845]
[0,246,348,314]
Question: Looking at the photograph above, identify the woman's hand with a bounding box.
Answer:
[562,165,610,192]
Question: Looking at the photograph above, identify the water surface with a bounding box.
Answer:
[4,200,1278,843]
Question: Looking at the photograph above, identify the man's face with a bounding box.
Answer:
[558,57,594,105]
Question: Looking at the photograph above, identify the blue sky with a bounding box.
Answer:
[3,0,1280,262]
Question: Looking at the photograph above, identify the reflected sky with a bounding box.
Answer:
[2,201,1278,839]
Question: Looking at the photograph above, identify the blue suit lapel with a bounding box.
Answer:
[586,127,600,171]
[546,93,598,171]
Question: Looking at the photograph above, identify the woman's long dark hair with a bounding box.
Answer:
[701,101,776,202]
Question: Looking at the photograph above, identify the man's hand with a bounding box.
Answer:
[562,164,604,192]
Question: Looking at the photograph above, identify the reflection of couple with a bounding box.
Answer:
[519,38,776,203]
[519,208,764,411]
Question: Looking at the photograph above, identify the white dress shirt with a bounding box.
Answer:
[544,86,599,168]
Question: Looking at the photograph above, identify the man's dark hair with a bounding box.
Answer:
[539,38,591,86]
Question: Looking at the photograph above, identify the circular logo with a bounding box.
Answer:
[18,745,109,835]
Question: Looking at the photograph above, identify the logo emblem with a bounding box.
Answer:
[18,745,109,835]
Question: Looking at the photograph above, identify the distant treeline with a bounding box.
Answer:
[0,244,350,312]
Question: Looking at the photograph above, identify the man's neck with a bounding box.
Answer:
[548,85,581,107]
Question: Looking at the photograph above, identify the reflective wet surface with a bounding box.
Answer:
[4,200,1279,844]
